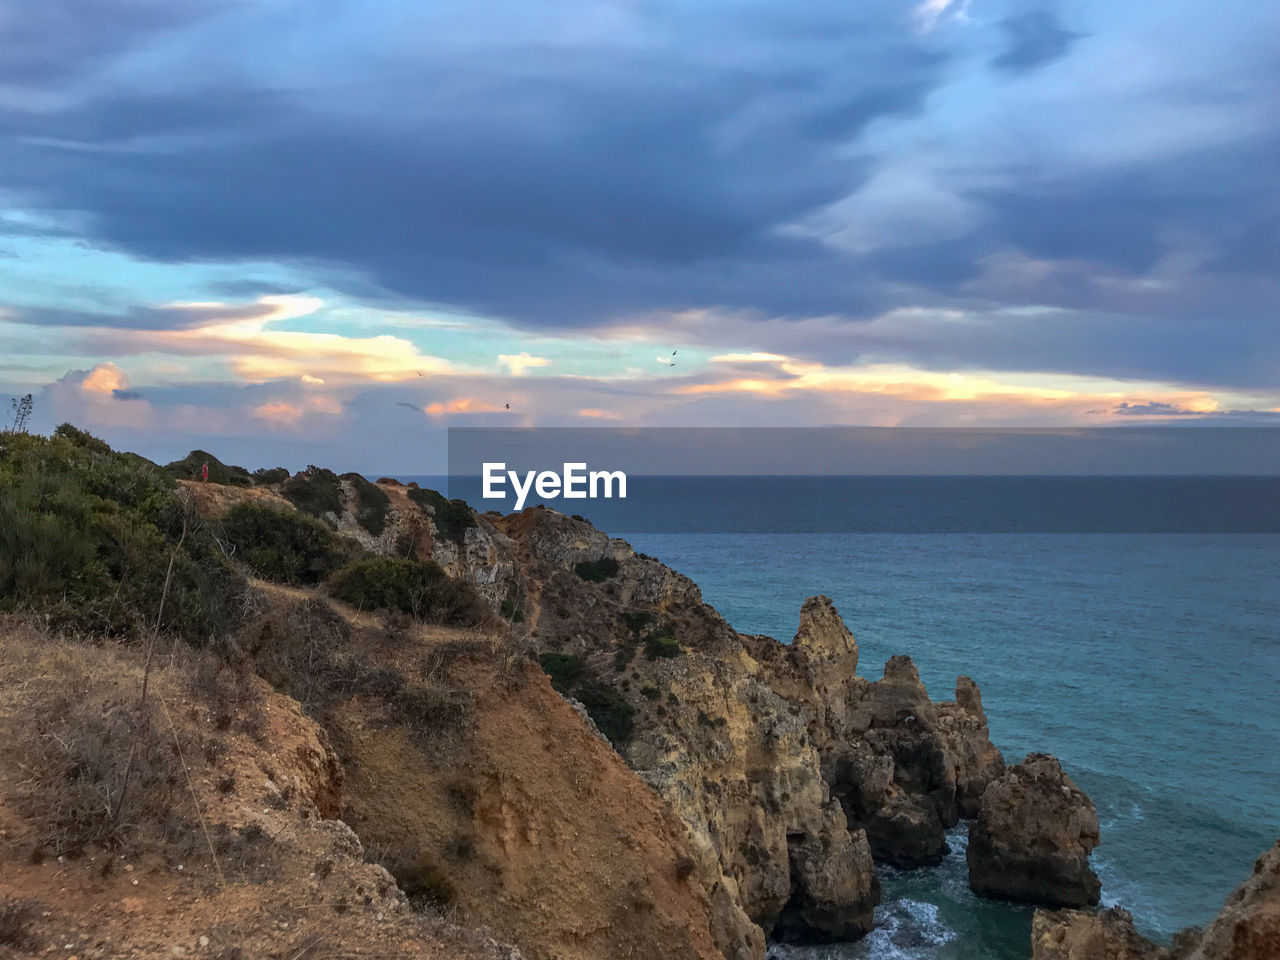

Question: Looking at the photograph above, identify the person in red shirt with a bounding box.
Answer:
[201,462,209,482]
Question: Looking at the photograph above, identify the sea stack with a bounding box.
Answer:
[967,753,1101,908]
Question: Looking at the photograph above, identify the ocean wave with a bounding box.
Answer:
[767,896,959,960]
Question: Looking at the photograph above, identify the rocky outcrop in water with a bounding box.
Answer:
[1173,837,1280,960]
[969,753,1101,908]
[747,607,1005,870]
[1031,836,1280,960]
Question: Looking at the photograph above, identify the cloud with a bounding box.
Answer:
[913,0,964,33]
[254,402,303,424]
[992,10,1083,74]
[79,362,129,394]
[499,353,552,376]
[0,0,1278,423]
[710,352,789,363]
[424,398,499,416]
[578,407,623,420]
[8,296,460,385]
[1112,400,1212,416]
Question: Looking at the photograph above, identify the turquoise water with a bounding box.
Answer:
[623,533,1280,958]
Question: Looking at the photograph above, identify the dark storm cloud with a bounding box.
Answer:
[992,10,1083,74]
[1,0,1278,395]
[0,0,222,85]
[9,301,282,331]
[0,3,944,324]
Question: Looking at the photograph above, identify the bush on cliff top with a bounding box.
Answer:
[327,556,485,625]
[0,426,241,641]
[341,472,391,536]
[165,449,252,486]
[407,486,476,545]
[252,466,290,485]
[280,465,344,521]
[219,502,355,585]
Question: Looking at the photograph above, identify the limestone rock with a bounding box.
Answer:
[1176,838,1280,960]
[1031,907,1163,960]
[968,753,1101,908]
[772,801,877,943]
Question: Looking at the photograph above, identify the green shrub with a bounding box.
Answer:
[281,465,343,521]
[621,610,654,633]
[164,449,252,486]
[644,628,682,660]
[407,486,476,545]
[252,466,290,485]
[328,557,483,625]
[342,473,391,536]
[0,428,241,641]
[219,502,354,585]
[574,557,619,582]
[536,653,635,749]
[538,652,586,693]
[575,681,635,748]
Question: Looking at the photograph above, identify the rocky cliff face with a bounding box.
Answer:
[968,753,1101,908]
[193,478,1086,956]
[413,504,1012,953]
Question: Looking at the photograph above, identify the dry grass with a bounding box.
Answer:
[0,897,38,950]
[0,622,251,865]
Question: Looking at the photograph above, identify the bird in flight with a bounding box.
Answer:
[657,355,677,366]
[505,403,510,410]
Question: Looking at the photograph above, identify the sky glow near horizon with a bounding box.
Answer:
[1,0,1278,469]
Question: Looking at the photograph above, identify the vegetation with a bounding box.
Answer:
[407,486,476,545]
[536,651,635,749]
[575,681,636,747]
[11,652,201,857]
[280,465,344,521]
[0,898,37,950]
[643,625,682,660]
[0,426,242,641]
[251,466,291,484]
[219,502,354,585]
[621,609,654,633]
[7,393,33,433]
[342,472,391,536]
[538,652,586,693]
[574,557,620,582]
[165,449,253,486]
[327,556,484,625]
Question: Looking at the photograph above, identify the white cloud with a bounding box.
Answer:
[499,352,552,376]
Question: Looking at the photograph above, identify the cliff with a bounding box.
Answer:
[0,429,1163,960]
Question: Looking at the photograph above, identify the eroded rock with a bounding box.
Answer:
[969,753,1101,908]
[1031,907,1162,960]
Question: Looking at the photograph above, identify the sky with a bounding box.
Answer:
[1,0,1278,471]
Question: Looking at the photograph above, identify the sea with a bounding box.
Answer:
[411,476,1280,959]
